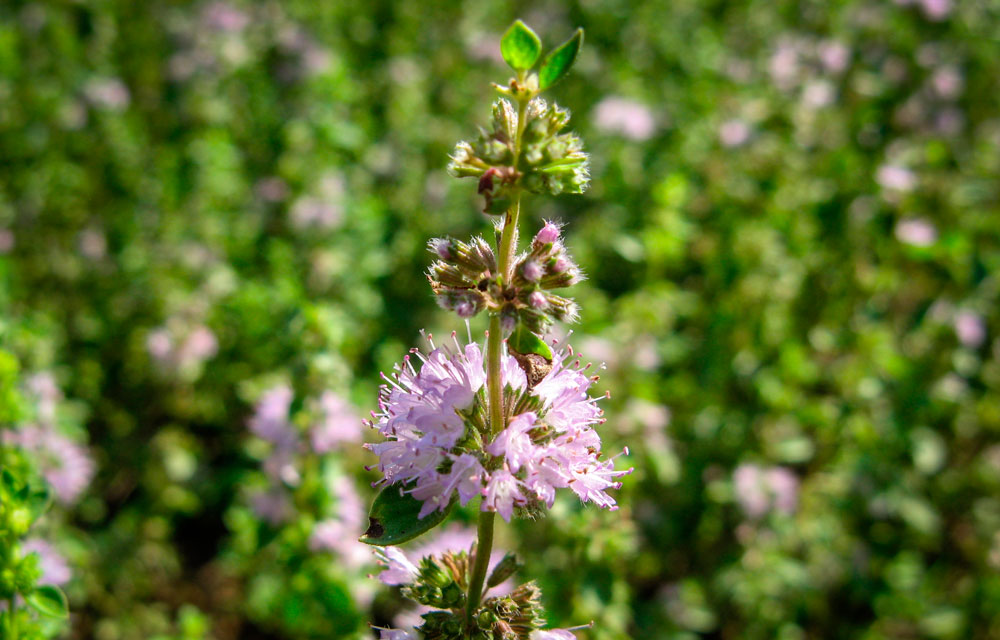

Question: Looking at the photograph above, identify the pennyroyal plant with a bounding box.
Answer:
[359,21,631,639]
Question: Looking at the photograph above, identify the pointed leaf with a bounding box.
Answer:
[508,324,553,360]
[501,20,542,71]
[508,324,554,389]
[26,585,69,619]
[359,484,453,546]
[538,28,584,90]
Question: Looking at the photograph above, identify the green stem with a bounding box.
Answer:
[464,509,496,631]
[466,90,531,636]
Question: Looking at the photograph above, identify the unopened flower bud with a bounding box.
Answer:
[487,553,520,588]
[455,301,476,318]
[551,256,569,274]
[521,260,542,283]
[533,222,560,247]
[500,313,517,336]
[430,237,453,260]
[528,291,547,309]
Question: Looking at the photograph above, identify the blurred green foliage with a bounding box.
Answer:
[1,0,1000,639]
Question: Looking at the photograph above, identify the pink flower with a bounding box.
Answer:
[482,469,528,522]
[309,477,368,567]
[4,426,94,505]
[250,489,293,525]
[733,463,799,518]
[521,259,543,282]
[818,41,850,74]
[954,310,986,348]
[202,2,249,32]
[374,546,420,586]
[876,165,917,192]
[84,77,130,111]
[374,628,418,640]
[310,391,362,452]
[0,229,13,254]
[931,66,963,99]
[592,97,657,141]
[533,221,562,248]
[248,386,295,445]
[895,218,937,247]
[719,120,750,147]
[921,0,952,20]
[368,336,630,521]
[23,539,71,586]
[532,630,580,640]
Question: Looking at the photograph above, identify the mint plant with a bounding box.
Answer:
[359,21,630,639]
[0,353,70,640]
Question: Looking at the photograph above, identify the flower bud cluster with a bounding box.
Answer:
[428,223,581,335]
[426,236,498,319]
[519,98,589,196]
[373,546,580,640]
[448,98,589,214]
[509,221,582,334]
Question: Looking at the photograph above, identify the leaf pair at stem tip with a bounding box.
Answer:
[501,20,583,90]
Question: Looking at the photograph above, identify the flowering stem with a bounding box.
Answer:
[466,89,530,635]
[464,509,495,631]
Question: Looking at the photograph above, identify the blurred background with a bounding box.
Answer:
[2,0,999,638]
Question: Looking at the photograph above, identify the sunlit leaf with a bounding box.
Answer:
[538,29,583,90]
[26,586,69,619]
[501,20,542,71]
[359,484,452,546]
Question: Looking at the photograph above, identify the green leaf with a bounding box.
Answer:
[500,20,542,71]
[508,323,553,360]
[508,323,554,388]
[538,28,584,90]
[359,484,453,546]
[26,585,69,619]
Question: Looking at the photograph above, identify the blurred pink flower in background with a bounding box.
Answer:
[311,391,362,452]
[931,66,963,99]
[719,120,750,147]
[4,426,95,505]
[250,488,294,526]
[78,229,107,260]
[877,165,917,192]
[309,476,368,568]
[895,218,937,247]
[954,310,986,348]
[733,463,799,518]
[202,1,249,32]
[818,40,850,73]
[146,324,219,377]
[84,77,130,111]
[593,97,657,141]
[23,539,72,586]
[255,176,289,203]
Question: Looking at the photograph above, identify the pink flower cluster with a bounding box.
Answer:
[2,373,95,505]
[367,334,631,522]
[246,385,362,525]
